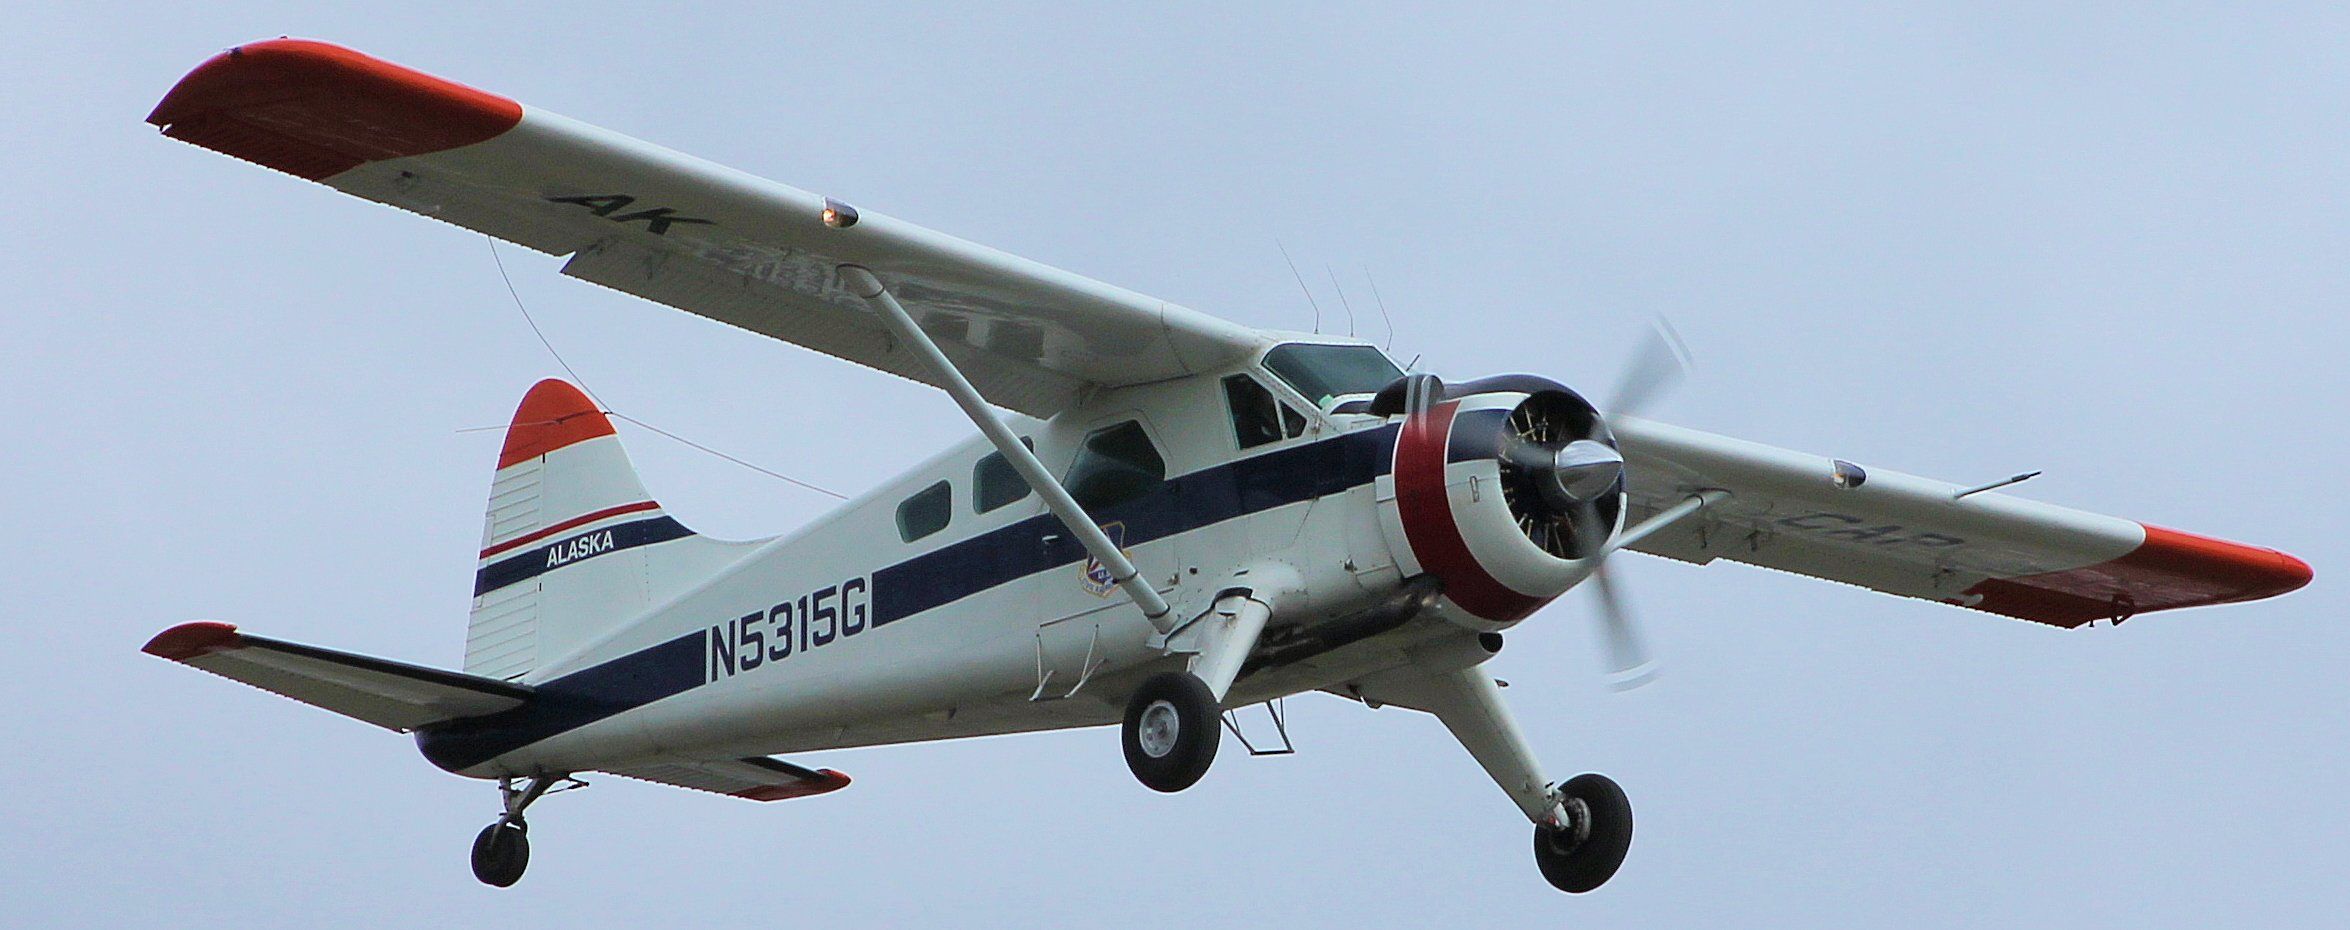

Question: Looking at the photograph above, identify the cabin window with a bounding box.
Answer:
[972,438,1036,513]
[1063,420,1165,512]
[896,480,952,542]
[1222,374,1304,449]
[1262,343,1405,407]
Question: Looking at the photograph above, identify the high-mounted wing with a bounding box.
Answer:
[596,755,851,802]
[142,621,533,731]
[1613,418,2312,627]
[146,39,1260,417]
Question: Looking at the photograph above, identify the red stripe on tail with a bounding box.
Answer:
[479,501,660,559]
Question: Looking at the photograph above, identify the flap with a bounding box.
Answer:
[143,622,533,731]
[147,38,1263,418]
[1612,417,2311,627]
[597,755,851,802]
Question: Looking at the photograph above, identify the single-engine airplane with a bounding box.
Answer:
[141,39,2313,892]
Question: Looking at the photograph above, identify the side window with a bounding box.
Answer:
[896,480,952,542]
[1223,375,1285,449]
[972,438,1036,513]
[1224,374,1310,449]
[1063,421,1165,512]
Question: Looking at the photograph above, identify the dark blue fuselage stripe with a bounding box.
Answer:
[1447,408,1510,462]
[417,424,1400,772]
[473,517,694,596]
[417,631,705,772]
[871,423,1399,627]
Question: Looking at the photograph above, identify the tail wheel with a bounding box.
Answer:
[1121,671,1220,793]
[1533,773,1633,893]
[471,819,530,887]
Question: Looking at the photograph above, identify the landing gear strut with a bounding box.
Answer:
[1352,659,1638,892]
[1122,671,1220,792]
[1532,773,1634,894]
[471,774,567,887]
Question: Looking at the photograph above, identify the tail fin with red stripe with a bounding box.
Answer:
[466,380,724,681]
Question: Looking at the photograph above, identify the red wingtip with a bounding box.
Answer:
[1960,524,2311,627]
[733,770,853,802]
[143,621,243,660]
[147,38,522,181]
[498,379,616,469]
[2130,524,2313,605]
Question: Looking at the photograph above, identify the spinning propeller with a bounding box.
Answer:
[1580,320,1692,690]
[1410,322,1691,690]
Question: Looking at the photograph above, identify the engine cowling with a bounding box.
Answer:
[1372,374,1625,632]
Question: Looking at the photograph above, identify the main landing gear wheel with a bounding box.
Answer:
[470,819,530,887]
[1122,671,1220,793]
[1533,773,1634,893]
[473,774,563,887]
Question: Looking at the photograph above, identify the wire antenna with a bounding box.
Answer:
[1276,241,1322,333]
[490,238,602,409]
[485,237,845,501]
[1324,264,1357,338]
[608,412,846,500]
[1362,266,1396,351]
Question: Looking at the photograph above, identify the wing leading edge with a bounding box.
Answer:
[1613,417,2311,627]
[147,38,1261,418]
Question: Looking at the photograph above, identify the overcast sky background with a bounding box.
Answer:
[5,3,2345,927]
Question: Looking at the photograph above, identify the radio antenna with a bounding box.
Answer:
[1324,264,1357,337]
[1362,265,1395,351]
[1276,241,1322,333]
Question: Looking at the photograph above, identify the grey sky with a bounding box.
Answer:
[6,3,2344,927]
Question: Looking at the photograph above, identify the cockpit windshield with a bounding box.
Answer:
[1261,343,1406,407]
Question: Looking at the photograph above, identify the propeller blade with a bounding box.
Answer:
[1405,371,1440,418]
[1588,562,1659,691]
[1605,318,1693,418]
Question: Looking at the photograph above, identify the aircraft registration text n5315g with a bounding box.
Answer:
[708,577,874,681]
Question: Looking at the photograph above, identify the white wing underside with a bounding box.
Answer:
[148,41,1258,418]
[1613,416,2306,626]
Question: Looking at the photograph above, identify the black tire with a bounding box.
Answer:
[470,820,530,887]
[1121,671,1221,793]
[1533,773,1633,893]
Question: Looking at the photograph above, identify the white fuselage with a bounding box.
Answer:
[423,351,1487,779]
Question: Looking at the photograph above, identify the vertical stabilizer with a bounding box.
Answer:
[465,380,735,680]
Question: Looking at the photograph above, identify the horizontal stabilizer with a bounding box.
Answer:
[597,755,851,802]
[142,622,533,731]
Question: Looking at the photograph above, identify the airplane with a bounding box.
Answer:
[139,38,2314,893]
